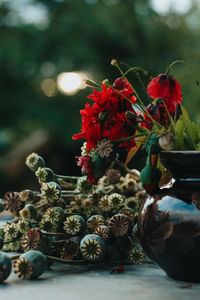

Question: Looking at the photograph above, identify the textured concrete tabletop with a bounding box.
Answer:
[1,218,200,300]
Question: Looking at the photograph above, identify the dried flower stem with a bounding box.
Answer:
[46,255,85,264]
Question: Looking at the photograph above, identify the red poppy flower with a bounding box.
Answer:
[73,79,137,152]
[141,99,176,130]
[113,78,136,104]
[102,111,136,151]
[76,155,98,185]
[147,74,182,104]
[72,103,101,151]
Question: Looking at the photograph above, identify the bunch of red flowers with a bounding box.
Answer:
[73,78,137,151]
[73,71,182,185]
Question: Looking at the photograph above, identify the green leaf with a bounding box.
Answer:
[174,118,186,150]
[174,115,200,150]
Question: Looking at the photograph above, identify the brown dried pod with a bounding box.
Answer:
[94,225,109,241]
[109,214,132,237]
[106,169,121,184]
[3,192,23,213]
[21,228,42,252]
[87,215,105,232]
[60,236,80,260]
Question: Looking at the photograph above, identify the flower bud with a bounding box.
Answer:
[102,79,109,86]
[158,133,175,151]
[111,59,118,66]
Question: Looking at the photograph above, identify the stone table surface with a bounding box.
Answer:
[1,218,200,300]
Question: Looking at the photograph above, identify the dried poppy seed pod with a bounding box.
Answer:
[22,228,42,252]
[94,225,109,241]
[3,191,22,213]
[60,236,80,260]
[35,167,55,184]
[0,252,12,282]
[19,189,34,202]
[14,250,47,279]
[87,215,105,232]
[63,215,86,235]
[158,133,175,151]
[119,207,135,225]
[80,234,105,262]
[128,244,145,265]
[0,199,4,213]
[109,214,132,237]
[77,176,92,194]
[108,193,124,209]
[25,153,45,172]
[40,181,61,204]
[44,207,65,227]
[25,204,37,219]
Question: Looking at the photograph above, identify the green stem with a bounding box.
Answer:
[165,60,200,92]
[62,190,80,195]
[161,99,175,134]
[56,175,80,181]
[42,231,66,236]
[109,85,162,129]
[36,202,46,209]
[112,133,148,144]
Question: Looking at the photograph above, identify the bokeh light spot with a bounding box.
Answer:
[41,78,57,97]
[57,72,87,95]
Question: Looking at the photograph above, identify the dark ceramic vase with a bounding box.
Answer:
[138,151,200,282]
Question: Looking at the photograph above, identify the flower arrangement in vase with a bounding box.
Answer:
[73,59,200,282]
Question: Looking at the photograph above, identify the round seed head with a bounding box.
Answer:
[21,228,42,252]
[94,225,109,240]
[119,207,135,224]
[105,169,121,184]
[3,192,22,213]
[128,245,145,264]
[40,182,61,204]
[60,237,80,260]
[63,215,86,235]
[80,234,105,262]
[108,193,124,209]
[87,215,105,232]
[109,214,132,237]
[14,257,33,279]
[25,153,45,172]
[98,195,110,212]
[19,190,34,202]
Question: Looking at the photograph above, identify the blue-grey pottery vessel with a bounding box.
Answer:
[139,151,200,282]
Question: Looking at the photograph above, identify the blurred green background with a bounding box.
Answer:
[0,0,200,193]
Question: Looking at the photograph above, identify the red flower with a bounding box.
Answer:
[147,74,182,104]
[102,112,136,151]
[113,78,136,104]
[72,103,101,151]
[141,99,176,130]
[76,155,98,185]
[73,79,137,152]
[88,84,119,112]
